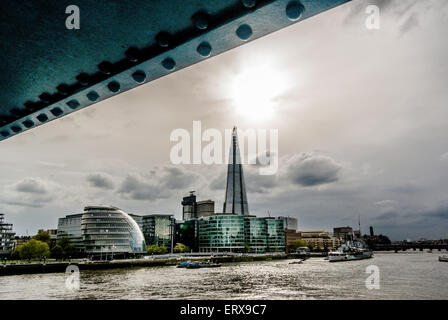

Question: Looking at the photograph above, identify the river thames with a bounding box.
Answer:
[1,252,447,300]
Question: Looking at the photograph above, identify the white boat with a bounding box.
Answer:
[439,255,448,262]
[328,240,373,262]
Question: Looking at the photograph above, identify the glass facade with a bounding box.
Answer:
[0,213,15,256]
[142,214,173,248]
[175,219,198,252]
[266,218,285,251]
[198,215,285,253]
[199,215,246,252]
[57,213,84,252]
[223,127,249,215]
[81,206,146,258]
[245,217,268,253]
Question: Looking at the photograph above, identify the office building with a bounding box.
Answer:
[57,213,84,253]
[181,192,215,219]
[198,214,285,253]
[300,229,340,251]
[333,226,354,241]
[81,206,146,259]
[266,218,285,251]
[174,219,198,252]
[223,127,249,215]
[285,229,302,248]
[182,191,197,220]
[198,214,246,252]
[142,214,174,248]
[197,200,215,217]
[278,216,298,231]
[0,213,15,256]
[245,216,268,253]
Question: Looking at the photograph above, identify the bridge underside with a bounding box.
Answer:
[0,0,350,141]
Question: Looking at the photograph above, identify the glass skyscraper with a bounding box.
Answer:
[223,127,249,215]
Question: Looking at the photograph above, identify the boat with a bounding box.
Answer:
[439,255,448,262]
[289,259,303,264]
[176,260,190,268]
[177,260,221,268]
[328,239,373,262]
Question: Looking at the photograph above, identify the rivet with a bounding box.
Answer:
[86,91,99,102]
[39,93,52,104]
[76,73,90,86]
[161,58,176,71]
[242,0,257,8]
[98,61,113,75]
[192,12,209,30]
[236,24,252,40]
[286,1,305,21]
[132,70,146,83]
[66,99,80,110]
[107,81,120,93]
[22,120,34,128]
[37,114,48,122]
[156,32,172,48]
[57,84,70,96]
[125,47,140,62]
[197,42,212,57]
[50,107,63,117]
[11,126,22,133]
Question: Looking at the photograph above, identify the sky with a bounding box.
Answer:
[1,0,448,240]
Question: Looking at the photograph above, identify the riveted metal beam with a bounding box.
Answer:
[0,0,350,142]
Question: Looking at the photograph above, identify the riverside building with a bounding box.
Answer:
[197,214,285,253]
[80,206,146,259]
[57,213,84,253]
[141,214,174,248]
[0,213,15,256]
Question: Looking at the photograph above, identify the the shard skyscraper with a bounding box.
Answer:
[223,127,249,215]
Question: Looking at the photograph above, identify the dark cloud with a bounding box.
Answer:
[87,173,114,190]
[425,206,448,220]
[285,153,341,187]
[161,166,199,190]
[15,179,47,194]
[3,201,45,208]
[374,211,399,221]
[118,166,201,201]
[118,174,165,201]
[245,169,277,193]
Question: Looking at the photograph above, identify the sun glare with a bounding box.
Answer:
[229,62,289,122]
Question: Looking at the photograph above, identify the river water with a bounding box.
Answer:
[1,252,447,300]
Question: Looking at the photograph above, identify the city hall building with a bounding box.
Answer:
[81,206,146,259]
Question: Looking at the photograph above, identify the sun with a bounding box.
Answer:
[229,61,289,122]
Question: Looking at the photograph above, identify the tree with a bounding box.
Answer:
[287,239,308,252]
[17,239,50,262]
[56,237,76,259]
[146,245,169,254]
[51,245,64,260]
[173,243,190,253]
[32,230,51,246]
[244,243,251,253]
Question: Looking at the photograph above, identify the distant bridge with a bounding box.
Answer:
[371,244,448,252]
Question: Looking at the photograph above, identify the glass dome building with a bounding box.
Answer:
[81,206,146,259]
